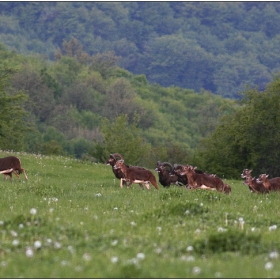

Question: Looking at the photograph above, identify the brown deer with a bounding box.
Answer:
[241,169,268,193]
[0,156,28,180]
[257,174,280,191]
[113,159,159,190]
[106,153,146,188]
[174,164,230,194]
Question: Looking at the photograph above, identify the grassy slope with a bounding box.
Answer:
[0,151,279,278]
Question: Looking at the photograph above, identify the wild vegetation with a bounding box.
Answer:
[1,38,280,179]
[1,2,280,97]
[0,151,280,278]
[0,41,237,169]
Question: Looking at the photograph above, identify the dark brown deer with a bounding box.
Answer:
[155,161,179,188]
[114,159,159,190]
[243,176,269,194]
[0,156,28,180]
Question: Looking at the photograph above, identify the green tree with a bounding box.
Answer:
[197,75,280,178]
[92,114,151,166]
[0,67,30,150]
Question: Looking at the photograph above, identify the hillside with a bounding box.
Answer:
[1,2,280,97]
[0,42,237,167]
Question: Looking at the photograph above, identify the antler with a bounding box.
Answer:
[110,153,124,160]
[161,162,173,171]
[173,164,185,170]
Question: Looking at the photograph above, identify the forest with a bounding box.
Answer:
[1,2,280,179]
[1,2,280,98]
[0,39,236,166]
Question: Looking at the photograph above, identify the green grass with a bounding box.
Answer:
[0,151,279,278]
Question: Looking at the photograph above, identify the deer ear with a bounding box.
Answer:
[266,174,269,178]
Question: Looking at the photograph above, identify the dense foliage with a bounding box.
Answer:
[1,2,280,97]
[0,41,236,168]
[0,66,31,150]
[197,76,280,178]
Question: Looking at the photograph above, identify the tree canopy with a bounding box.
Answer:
[0,66,30,150]
[197,76,280,178]
[0,2,280,98]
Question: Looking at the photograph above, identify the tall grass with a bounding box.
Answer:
[0,151,279,278]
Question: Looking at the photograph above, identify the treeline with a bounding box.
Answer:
[2,41,280,179]
[1,2,280,98]
[0,41,235,168]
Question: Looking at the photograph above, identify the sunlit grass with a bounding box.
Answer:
[0,151,279,278]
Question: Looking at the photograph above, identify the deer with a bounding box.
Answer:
[106,153,146,188]
[155,161,181,188]
[257,174,280,192]
[0,156,28,180]
[171,163,204,188]
[174,164,231,194]
[241,169,268,194]
[113,159,159,190]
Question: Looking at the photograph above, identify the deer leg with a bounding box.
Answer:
[126,180,132,188]
[145,182,151,190]
[22,169,28,180]
[12,170,20,180]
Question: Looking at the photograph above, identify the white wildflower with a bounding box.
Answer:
[25,247,34,258]
[218,227,227,232]
[192,266,201,275]
[83,253,92,261]
[30,208,37,215]
[269,225,277,231]
[111,256,119,264]
[136,252,145,260]
[265,262,273,270]
[12,239,19,246]
[154,247,162,254]
[186,245,193,252]
[269,251,278,260]
[111,240,118,246]
[34,240,42,249]
[54,242,62,249]
[10,230,18,237]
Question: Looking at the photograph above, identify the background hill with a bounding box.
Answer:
[0,41,237,168]
[1,2,280,98]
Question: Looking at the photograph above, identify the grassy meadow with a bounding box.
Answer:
[0,151,280,278]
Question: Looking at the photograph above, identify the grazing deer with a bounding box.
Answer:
[0,156,28,180]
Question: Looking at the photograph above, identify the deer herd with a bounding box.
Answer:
[107,153,280,195]
[106,153,233,193]
[0,153,279,196]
